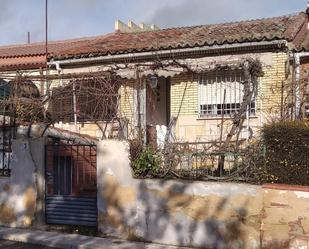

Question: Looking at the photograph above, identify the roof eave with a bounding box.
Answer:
[49,40,288,68]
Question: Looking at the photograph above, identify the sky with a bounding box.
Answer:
[0,0,307,46]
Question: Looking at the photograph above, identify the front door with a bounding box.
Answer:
[146,76,171,147]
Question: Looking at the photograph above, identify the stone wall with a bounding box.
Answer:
[262,184,309,249]
[97,140,309,249]
[0,138,45,227]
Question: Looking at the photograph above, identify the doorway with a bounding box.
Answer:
[146,76,170,147]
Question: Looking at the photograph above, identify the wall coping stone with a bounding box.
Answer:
[263,183,309,192]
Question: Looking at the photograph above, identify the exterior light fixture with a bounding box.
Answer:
[149,75,158,89]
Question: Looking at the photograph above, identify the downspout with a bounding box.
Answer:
[72,81,78,132]
[53,62,64,129]
[52,62,78,131]
[293,51,309,119]
[295,53,300,119]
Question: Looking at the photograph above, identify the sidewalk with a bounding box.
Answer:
[0,227,190,249]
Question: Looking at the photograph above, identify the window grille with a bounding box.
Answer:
[50,79,118,123]
[0,118,13,177]
[198,71,256,117]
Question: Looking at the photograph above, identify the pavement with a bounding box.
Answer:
[0,227,190,249]
[0,239,60,249]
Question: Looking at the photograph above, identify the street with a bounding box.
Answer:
[0,240,60,249]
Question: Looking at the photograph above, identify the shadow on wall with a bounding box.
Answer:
[136,180,252,249]
[0,139,45,228]
[97,149,262,249]
[97,140,309,249]
[0,184,36,227]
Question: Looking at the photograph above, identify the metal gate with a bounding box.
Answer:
[45,139,97,227]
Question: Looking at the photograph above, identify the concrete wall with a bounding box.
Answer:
[0,138,45,228]
[97,140,257,248]
[97,140,309,249]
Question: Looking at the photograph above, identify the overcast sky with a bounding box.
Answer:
[0,0,307,45]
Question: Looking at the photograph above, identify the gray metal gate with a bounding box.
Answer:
[45,140,97,227]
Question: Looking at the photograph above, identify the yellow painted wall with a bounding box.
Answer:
[119,79,135,121]
[170,73,198,116]
[167,52,288,142]
[259,52,288,115]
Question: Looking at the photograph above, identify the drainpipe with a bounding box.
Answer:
[72,81,78,132]
[50,62,79,131]
[52,62,63,129]
[54,62,63,86]
[293,51,309,119]
[295,53,300,119]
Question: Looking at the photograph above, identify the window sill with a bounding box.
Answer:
[196,115,259,121]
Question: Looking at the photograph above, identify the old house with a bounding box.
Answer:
[47,10,308,146]
[0,7,308,249]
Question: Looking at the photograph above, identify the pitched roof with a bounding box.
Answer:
[296,30,309,52]
[0,36,104,70]
[53,12,307,60]
[0,11,307,70]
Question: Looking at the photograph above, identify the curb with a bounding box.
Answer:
[0,227,188,249]
[0,227,73,249]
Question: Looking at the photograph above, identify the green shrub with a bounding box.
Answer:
[130,144,161,177]
[261,120,309,185]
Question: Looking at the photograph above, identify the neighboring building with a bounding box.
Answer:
[0,36,108,179]
[0,34,115,137]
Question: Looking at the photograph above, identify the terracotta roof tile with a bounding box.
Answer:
[0,11,307,69]
[0,35,108,70]
[0,36,105,58]
[296,29,309,52]
[53,12,307,60]
[0,55,46,70]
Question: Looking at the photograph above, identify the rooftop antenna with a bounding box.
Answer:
[27,32,30,44]
[45,0,48,67]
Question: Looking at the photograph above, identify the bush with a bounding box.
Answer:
[261,120,309,185]
[130,140,161,177]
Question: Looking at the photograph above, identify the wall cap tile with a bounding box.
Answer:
[263,183,309,192]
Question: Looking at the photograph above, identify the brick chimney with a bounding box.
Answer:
[115,20,160,33]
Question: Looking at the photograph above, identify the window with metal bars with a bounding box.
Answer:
[0,123,13,177]
[49,79,118,123]
[198,71,256,117]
